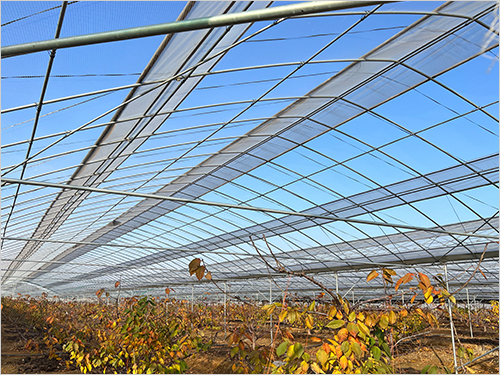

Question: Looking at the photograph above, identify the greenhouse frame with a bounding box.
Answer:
[1,0,498,307]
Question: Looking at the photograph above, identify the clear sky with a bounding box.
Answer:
[1,1,498,297]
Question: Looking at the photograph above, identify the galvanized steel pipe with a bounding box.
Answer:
[2,1,388,58]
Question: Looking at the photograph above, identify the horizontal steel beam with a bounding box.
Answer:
[2,177,497,240]
[1,1,386,58]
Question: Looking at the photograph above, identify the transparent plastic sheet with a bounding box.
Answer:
[4,1,271,282]
[2,2,498,297]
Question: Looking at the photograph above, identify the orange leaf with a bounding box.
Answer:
[367,270,379,282]
[114,281,120,288]
[337,328,349,342]
[410,293,417,303]
[322,342,331,354]
[195,265,205,281]
[165,288,171,295]
[395,273,414,291]
[205,271,212,280]
[419,273,431,288]
[311,337,322,343]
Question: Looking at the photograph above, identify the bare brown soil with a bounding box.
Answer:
[1,318,79,374]
[2,319,498,374]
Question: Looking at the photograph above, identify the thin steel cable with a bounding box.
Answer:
[1,1,69,252]
[1,1,77,27]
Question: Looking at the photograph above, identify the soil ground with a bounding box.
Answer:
[2,319,498,374]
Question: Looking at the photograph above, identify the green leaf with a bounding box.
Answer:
[276,342,288,357]
[293,343,304,360]
[230,346,239,358]
[316,349,328,366]
[341,341,350,354]
[381,342,391,358]
[351,342,362,358]
[325,319,345,329]
[371,346,381,360]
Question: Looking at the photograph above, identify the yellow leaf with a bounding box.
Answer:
[279,309,288,322]
[348,311,356,322]
[328,306,337,320]
[305,314,314,329]
[367,270,379,282]
[316,349,328,366]
[378,314,389,329]
[340,355,348,370]
[357,321,370,336]
[388,310,397,325]
[311,362,324,374]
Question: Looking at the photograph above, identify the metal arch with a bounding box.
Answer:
[2,2,496,296]
[4,6,385,286]
[1,17,282,178]
[1,1,387,58]
[2,177,497,240]
[3,6,499,114]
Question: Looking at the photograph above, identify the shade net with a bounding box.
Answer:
[1,1,498,301]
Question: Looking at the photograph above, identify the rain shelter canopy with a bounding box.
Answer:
[1,1,498,302]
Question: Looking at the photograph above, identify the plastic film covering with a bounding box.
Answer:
[1,1,498,299]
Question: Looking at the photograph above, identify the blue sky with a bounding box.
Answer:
[1,1,498,296]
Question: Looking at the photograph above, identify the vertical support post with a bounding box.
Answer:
[444,264,458,374]
[191,285,194,313]
[335,272,339,295]
[270,278,273,345]
[352,290,355,305]
[224,282,227,339]
[466,288,473,338]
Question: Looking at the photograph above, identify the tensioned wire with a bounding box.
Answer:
[10,5,426,284]
[2,98,496,194]
[1,13,284,177]
[3,39,497,149]
[13,6,386,283]
[1,8,496,115]
[1,8,290,280]
[0,122,496,250]
[2,5,496,294]
[1,1,78,27]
